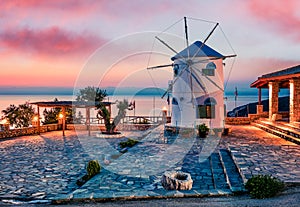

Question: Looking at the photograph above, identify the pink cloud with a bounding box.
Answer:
[247,0,300,41]
[0,27,105,58]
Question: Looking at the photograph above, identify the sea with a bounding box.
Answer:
[0,94,268,119]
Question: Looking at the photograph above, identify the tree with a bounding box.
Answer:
[2,103,35,128]
[97,99,129,134]
[42,98,75,125]
[76,86,107,103]
[42,108,60,124]
[76,86,129,134]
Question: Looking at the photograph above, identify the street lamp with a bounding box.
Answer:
[162,106,168,124]
[58,113,64,119]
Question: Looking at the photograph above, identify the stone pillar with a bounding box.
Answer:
[258,88,262,105]
[269,82,279,120]
[257,104,263,114]
[37,106,40,135]
[289,79,300,122]
[62,106,66,136]
[86,107,91,136]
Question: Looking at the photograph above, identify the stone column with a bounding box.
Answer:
[257,105,263,114]
[86,107,91,136]
[62,106,66,137]
[289,79,300,122]
[258,88,262,105]
[269,81,279,120]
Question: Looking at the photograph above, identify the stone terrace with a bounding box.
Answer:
[0,125,299,204]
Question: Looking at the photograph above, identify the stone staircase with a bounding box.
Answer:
[181,149,246,194]
[252,120,300,145]
[219,149,245,192]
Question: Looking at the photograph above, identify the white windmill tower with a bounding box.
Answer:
[148,17,236,130]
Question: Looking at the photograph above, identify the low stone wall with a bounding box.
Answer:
[0,124,60,139]
[225,117,251,125]
[117,124,154,131]
[67,124,154,132]
[248,112,269,121]
[0,123,157,139]
[67,124,103,131]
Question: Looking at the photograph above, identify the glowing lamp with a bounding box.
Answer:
[162,106,168,112]
[59,113,64,119]
[33,116,38,122]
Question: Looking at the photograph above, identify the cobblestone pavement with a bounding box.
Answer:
[67,125,239,200]
[222,125,300,182]
[0,131,91,201]
[0,124,300,204]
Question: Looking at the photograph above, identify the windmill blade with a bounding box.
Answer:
[161,84,172,99]
[203,74,224,92]
[147,63,173,70]
[190,70,208,94]
[155,36,179,55]
[191,65,224,92]
[191,54,237,65]
[184,17,193,104]
[184,17,190,58]
[161,64,189,98]
[191,22,219,60]
[189,66,194,104]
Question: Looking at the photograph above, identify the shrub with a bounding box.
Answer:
[77,160,101,187]
[245,175,285,199]
[197,123,209,138]
[87,160,101,178]
[119,138,139,149]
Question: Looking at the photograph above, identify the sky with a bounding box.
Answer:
[0,0,300,93]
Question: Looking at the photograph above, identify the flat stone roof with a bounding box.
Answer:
[251,64,300,88]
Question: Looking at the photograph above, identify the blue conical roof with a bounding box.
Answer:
[171,41,224,61]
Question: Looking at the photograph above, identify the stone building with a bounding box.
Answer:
[251,64,300,123]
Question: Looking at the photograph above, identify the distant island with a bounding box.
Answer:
[227,96,289,117]
[0,86,166,96]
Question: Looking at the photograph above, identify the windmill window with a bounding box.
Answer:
[197,97,216,119]
[202,62,216,76]
[173,64,179,77]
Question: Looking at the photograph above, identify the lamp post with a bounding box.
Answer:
[162,106,168,125]
[59,112,65,136]
[32,115,39,127]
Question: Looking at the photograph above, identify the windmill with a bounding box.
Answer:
[147,17,236,129]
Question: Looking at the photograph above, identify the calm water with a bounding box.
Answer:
[0,95,167,118]
[0,94,267,119]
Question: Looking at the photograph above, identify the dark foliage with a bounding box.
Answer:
[245,175,285,199]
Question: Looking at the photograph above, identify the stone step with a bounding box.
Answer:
[209,153,230,190]
[253,122,300,145]
[219,149,246,192]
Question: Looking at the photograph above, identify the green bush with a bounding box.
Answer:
[119,138,139,149]
[87,160,101,178]
[197,123,209,138]
[76,160,101,187]
[245,175,285,199]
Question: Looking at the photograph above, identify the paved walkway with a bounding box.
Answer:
[66,125,239,201]
[223,125,300,183]
[0,124,299,204]
[0,131,90,201]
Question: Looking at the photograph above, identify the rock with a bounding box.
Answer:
[161,171,193,190]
